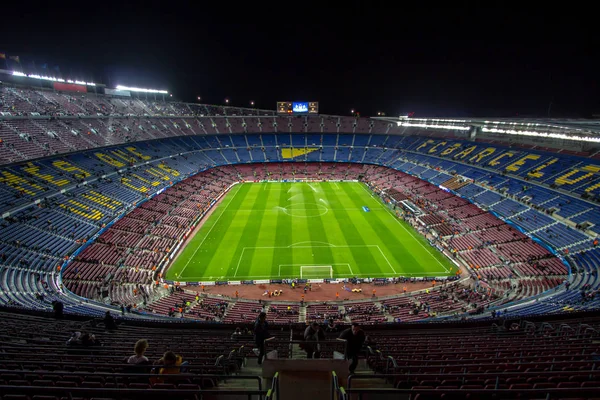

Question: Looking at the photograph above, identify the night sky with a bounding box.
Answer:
[1,1,598,118]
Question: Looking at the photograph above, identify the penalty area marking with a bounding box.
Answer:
[278,263,353,277]
[233,244,397,277]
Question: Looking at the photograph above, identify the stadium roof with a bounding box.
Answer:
[374,116,600,143]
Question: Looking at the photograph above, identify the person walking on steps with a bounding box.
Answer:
[304,322,325,359]
[253,312,270,365]
[338,322,365,374]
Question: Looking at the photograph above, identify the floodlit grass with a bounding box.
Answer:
[166,182,455,281]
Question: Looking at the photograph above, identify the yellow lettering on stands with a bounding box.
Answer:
[453,145,477,159]
[555,165,600,186]
[440,143,462,156]
[585,181,600,193]
[95,153,126,168]
[488,152,514,167]
[52,160,90,179]
[22,162,70,186]
[428,141,447,154]
[528,158,558,179]
[416,140,435,152]
[146,168,169,180]
[0,171,44,196]
[59,200,103,220]
[81,191,122,210]
[126,147,152,160]
[111,149,136,163]
[158,163,180,176]
[469,148,496,163]
[505,154,541,172]
[121,177,148,193]
[133,174,160,187]
[157,164,180,177]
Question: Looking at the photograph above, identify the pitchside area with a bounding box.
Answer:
[166,182,455,281]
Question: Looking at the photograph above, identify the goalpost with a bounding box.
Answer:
[300,265,333,279]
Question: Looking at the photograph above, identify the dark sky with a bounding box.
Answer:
[1,1,598,118]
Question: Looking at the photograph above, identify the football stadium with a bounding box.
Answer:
[1,13,600,398]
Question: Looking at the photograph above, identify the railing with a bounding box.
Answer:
[0,385,268,400]
[332,371,600,400]
[0,371,279,400]
[264,339,347,359]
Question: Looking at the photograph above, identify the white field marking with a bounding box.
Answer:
[225,208,384,211]
[278,263,350,277]
[375,245,398,274]
[178,185,242,276]
[332,182,341,189]
[281,203,329,218]
[288,241,337,248]
[359,183,449,273]
[233,247,247,277]
[235,244,385,278]
[308,183,318,192]
[183,271,447,280]
[243,245,379,249]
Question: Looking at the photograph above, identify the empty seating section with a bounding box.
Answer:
[356,317,600,397]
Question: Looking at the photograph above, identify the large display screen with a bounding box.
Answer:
[277,101,319,114]
[292,102,309,113]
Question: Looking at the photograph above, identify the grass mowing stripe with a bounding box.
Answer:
[271,183,293,278]
[323,184,383,276]
[245,184,280,279]
[304,183,336,273]
[185,183,249,279]
[330,183,386,277]
[342,183,421,274]
[358,183,453,275]
[166,183,242,280]
[320,183,361,273]
[289,185,312,269]
[231,183,273,278]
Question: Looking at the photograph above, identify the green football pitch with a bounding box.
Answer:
[166,182,455,282]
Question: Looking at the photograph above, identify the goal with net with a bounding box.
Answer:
[300,265,333,279]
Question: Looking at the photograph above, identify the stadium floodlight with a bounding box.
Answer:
[482,127,600,143]
[11,71,93,84]
[397,121,470,131]
[400,117,467,123]
[115,85,168,94]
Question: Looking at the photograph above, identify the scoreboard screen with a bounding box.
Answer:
[277,101,319,114]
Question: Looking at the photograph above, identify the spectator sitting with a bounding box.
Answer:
[127,339,150,364]
[232,327,243,337]
[153,351,188,375]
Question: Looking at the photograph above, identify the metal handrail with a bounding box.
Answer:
[347,371,600,388]
[339,386,600,399]
[0,385,269,400]
[0,369,263,390]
